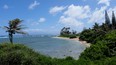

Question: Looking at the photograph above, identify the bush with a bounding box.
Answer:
[78,30,116,65]
[0,43,53,65]
[59,34,77,38]
[108,56,116,65]
[69,35,77,39]
[65,56,74,60]
[79,40,108,61]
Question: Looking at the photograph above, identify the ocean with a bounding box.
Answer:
[0,35,86,59]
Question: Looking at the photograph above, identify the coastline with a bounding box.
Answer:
[53,37,91,47]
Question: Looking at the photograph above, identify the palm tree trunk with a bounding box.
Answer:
[9,32,13,44]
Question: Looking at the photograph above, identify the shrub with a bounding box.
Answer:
[0,43,52,65]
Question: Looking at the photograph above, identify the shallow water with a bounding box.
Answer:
[0,35,86,59]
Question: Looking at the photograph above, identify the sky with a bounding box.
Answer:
[0,0,116,35]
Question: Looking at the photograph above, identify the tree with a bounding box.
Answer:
[60,27,65,35]
[105,10,111,27]
[65,27,70,34]
[101,23,110,32]
[112,11,116,29]
[60,27,71,35]
[72,30,77,34]
[4,18,26,43]
[93,23,100,32]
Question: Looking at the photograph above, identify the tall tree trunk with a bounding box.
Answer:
[9,32,13,44]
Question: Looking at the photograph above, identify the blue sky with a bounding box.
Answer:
[0,0,116,35]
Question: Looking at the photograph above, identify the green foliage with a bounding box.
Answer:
[65,56,74,60]
[78,30,116,65]
[4,18,26,43]
[0,43,53,65]
[112,11,116,29]
[59,34,77,38]
[79,11,116,44]
[104,30,116,57]
[69,34,77,39]
[60,27,77,38]
[76,58,95,65]
[79,40,108,61]
[78,11,116,64]
[105,10,111,26]
[108,56,116,65]
[79,29,95,43]
[104,30,116,42]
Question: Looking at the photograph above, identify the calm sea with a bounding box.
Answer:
[0,35,86,59]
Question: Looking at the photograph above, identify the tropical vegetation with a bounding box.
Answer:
[59,27,77,38]
[78,11,116,65]
[3,18,26,43]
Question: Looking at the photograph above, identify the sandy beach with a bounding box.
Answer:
[53,37,91,47]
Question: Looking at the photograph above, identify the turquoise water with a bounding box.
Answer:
[0,35,86,59]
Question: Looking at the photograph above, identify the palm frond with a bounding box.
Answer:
[6,18,26,34]
[3,26,10,31]
[1,26,10,32]
[4,26,10,29]
[10,18,23,28]
[13,26,26,31]
[17,25,27,29]
[15,30,27,34]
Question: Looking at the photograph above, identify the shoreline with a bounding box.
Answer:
[53,37,91,47]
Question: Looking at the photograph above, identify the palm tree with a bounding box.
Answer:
[4,18,26,43]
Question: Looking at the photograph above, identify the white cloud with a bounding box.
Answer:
[88,6,107,24]
[59,16,84,27]
[57,4,115,31]
[107,6,116,19]
[64,4,91,19]
[88,6,116,24]
[3,4,9,9]
[98,0,110,6]
[49,6,66,14]
[39,18,46,22]
[26,18,46,26]
[26,19,39,26]
[50,2,115,32]
[29,1,39,10]
[58,4,90,30]
[108,7,116,13]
